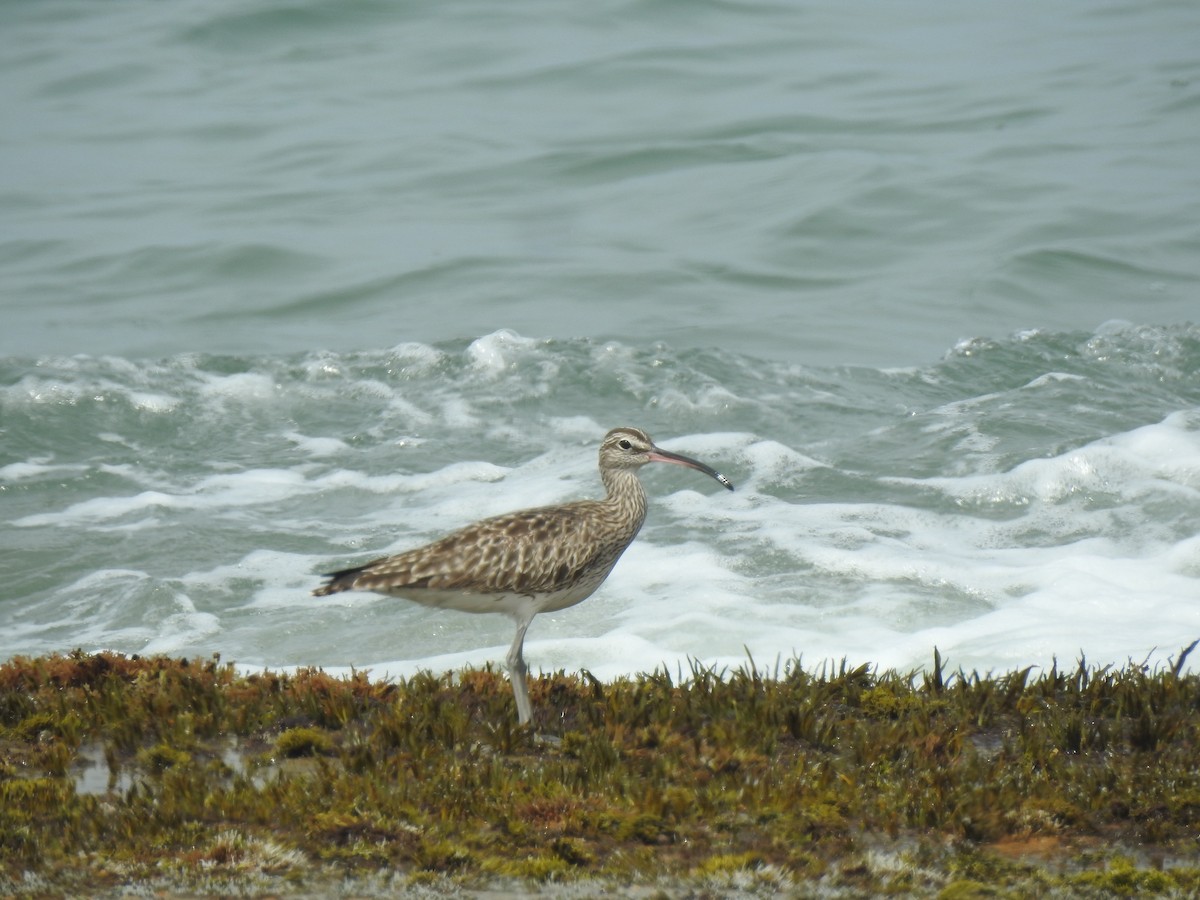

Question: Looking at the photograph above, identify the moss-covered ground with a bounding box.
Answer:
[1,645,1198,898]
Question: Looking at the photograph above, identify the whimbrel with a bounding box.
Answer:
[313,427,734,724]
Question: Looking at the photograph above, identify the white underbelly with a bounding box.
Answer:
[376,566,611,618]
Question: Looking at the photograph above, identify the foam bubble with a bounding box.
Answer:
[386,341,445,372]
[466,329,540,374]
[125,390,179,413]
[283,431,349,457]
[0,460,85,481]
[198,371,277,401]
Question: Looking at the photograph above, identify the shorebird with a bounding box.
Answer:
[313,427,733,725]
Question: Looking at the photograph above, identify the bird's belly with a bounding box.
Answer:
[377,576,606,618]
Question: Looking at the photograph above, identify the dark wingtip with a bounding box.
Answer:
[311,564,365,597]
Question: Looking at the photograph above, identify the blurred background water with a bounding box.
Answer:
[2,0,1198,680]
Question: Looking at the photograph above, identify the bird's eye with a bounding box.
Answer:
[618,439,633,450]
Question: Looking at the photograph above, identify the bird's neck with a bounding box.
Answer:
[601,467,649,532]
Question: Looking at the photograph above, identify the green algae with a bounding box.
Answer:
[273,726,335,759]
[0,646,1197,897]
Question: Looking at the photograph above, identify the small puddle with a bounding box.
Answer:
[71,735,305,795]
[71,741,135,795]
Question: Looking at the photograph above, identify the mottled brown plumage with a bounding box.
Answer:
[313,426,733,724]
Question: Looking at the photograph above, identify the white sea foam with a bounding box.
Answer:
[0,460,86,481]
[137,598,222,656]
[917,411,1200,510]
[283,431,348,457]
[547,415,605,439]
[5,568,222,660]
[125,390,179,412]
[14,490,182,527]
[3,342,1198,680]
[197,371,278,401]
[13,471,300,527]
[4,375,87,405]
[466,329,540,375]
[386,341,445,372]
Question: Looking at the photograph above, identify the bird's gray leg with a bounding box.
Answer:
[506,613,534,726]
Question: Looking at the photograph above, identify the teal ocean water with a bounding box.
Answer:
[3,1,1199,679]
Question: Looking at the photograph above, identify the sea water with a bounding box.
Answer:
[2,0,1199,679]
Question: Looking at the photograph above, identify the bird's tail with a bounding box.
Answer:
[311,563,369,597]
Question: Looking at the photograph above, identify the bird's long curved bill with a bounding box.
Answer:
[647,447,735,491]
